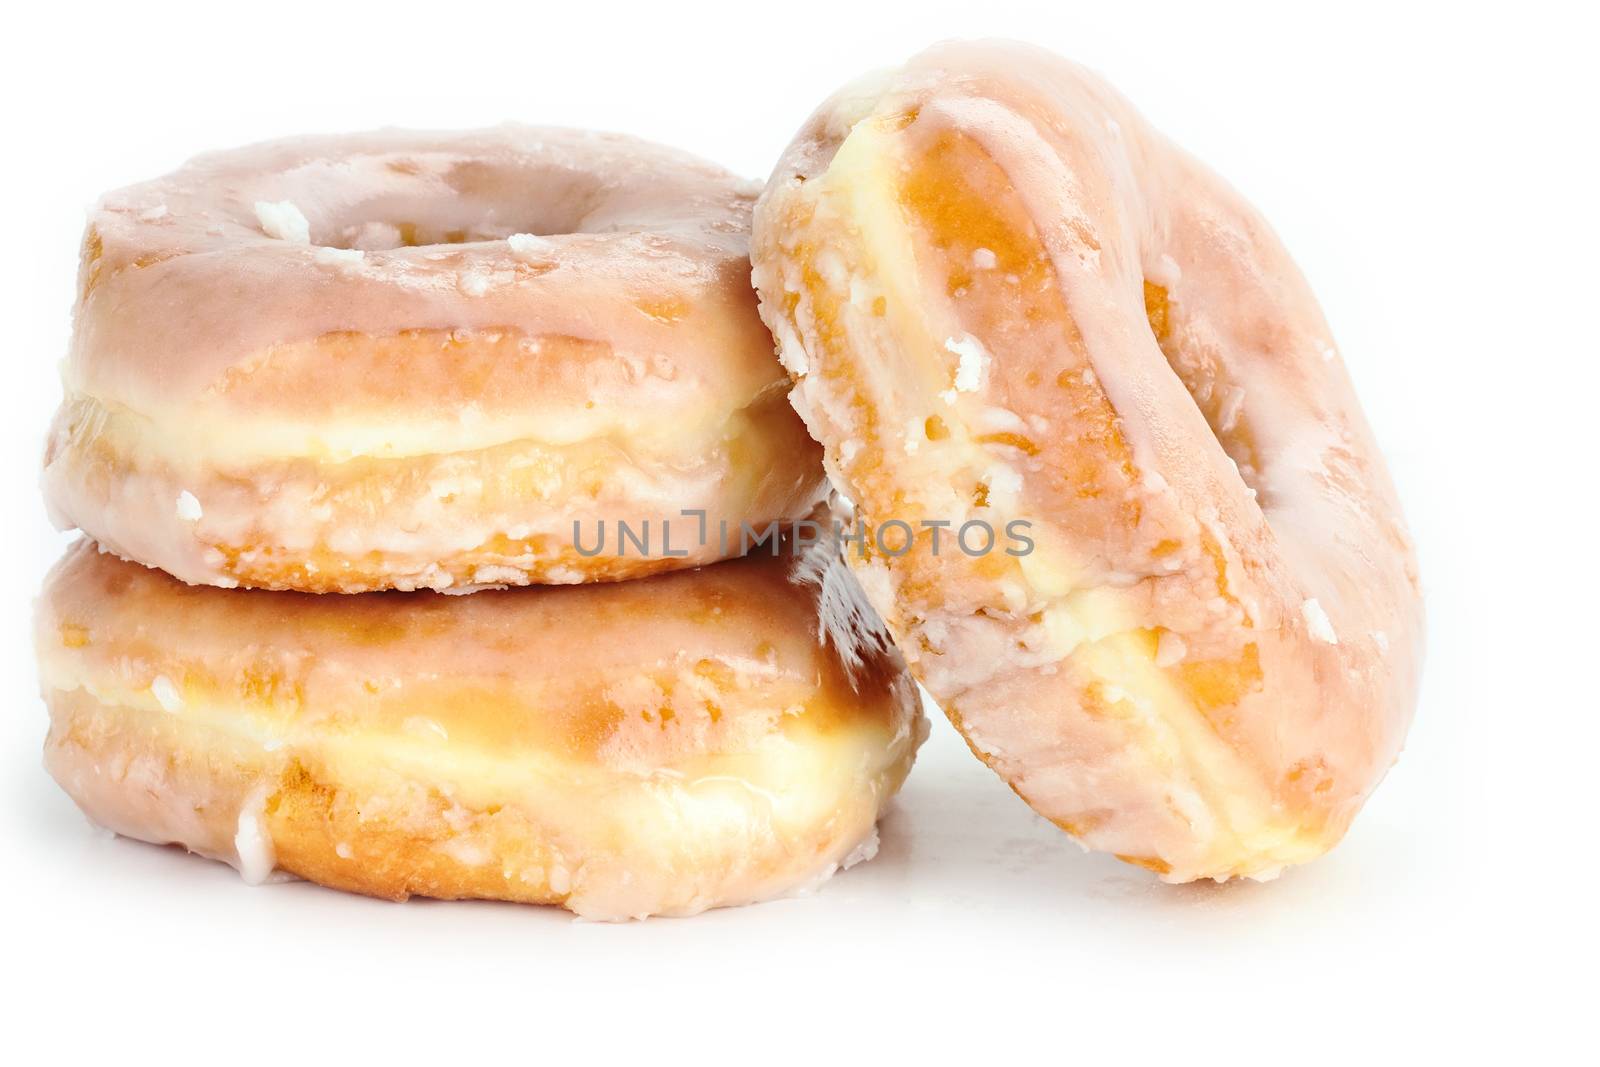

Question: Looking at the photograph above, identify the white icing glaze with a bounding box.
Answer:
[253,200,309,244]
[1302,598,1339,645]
[149,674,183,713]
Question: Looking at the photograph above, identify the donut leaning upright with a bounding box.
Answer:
[751,40,1423,881]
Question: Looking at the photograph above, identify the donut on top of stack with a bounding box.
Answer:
[45,126,826,593]
[36,126,923,918]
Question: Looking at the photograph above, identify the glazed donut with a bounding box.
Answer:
[45,126,824,592]
[36,535,923,920]
[751,41,1423,881]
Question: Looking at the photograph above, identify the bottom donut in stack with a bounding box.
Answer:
[36,535,924,920]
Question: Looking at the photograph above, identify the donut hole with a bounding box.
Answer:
[1143,280,1263,496]
[889,126,1264,505]
[313,161,611,250]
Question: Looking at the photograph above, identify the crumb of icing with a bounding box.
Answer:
[975,406,1027,434]
[175,490,202,522]
[233,794,276,886]
[314,246,365,266]
[458,270,491,297]
[773,314,809,375]
[544,566,585,585]
[507,232,554,262]
[150,675,183,713]
[946,334,989,391]
[841,826,880,869]
[138,204,169,222]
[1302,598,1339,644]
[971,247,998,270]
[254,200,310,244]
[471,565,525,585]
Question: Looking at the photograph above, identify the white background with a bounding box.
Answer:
[3,0,1594,1060]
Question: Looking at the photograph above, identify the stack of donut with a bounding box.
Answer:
[37,41,1423,915]
[36,126,925,920]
